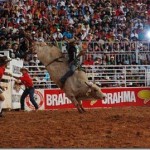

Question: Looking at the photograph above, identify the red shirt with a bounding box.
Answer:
[0,66,5,80]
[83,60,94,65]
[19,73,33,87]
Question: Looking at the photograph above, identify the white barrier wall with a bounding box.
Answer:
[2,59,23,109]
[1,68,12,109]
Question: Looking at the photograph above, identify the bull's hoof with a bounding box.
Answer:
[82,109,86,112]
[80,107,86,112]
[78,111,83,114]
[77,109,85,114]
[0,110,4,117]
[77,108,82,113]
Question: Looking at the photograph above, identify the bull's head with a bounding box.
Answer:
[85,82,106,100]
[23,32,47,53]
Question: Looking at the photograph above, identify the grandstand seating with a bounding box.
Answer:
[0,0,150,88]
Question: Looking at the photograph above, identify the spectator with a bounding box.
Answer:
[0,36,6,51]
[11,43,22,59]
[23,54,30,66]
[94,57,103,65]
[84,54,94,65]
[53,28,63,41]
[130,29,139,41]
[0,0,149,88]
[63,28,73,39]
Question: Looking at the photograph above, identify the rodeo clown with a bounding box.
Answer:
[12,67,39,111]
[0,55,11,117]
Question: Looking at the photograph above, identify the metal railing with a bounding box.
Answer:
[26,65,150,88]
[56,41,150,65]
[1,41,150,88]
[1,41,150,66]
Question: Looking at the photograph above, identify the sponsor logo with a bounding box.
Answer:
[90,100,97,106]
[137,90,150,104]
[102,91,136,104]
[91,91,136,105]
[46,93,71,106]
[26,90,44,109]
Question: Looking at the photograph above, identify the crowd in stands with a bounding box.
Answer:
[0,0,150,87]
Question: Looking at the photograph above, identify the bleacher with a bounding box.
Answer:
[1,40,150,89]
[25,40,150,89]
[0,0,150,89]
[25,64,150,88]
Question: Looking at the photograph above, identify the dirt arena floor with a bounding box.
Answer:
[0,107,150,148]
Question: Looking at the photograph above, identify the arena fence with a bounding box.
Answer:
[1,42,150,110]
[57,41,150,66]
[25,65,150,88]
[1,60,150,111]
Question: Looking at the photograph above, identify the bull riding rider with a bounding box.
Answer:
[12,67,39,111]
[60,38,85,86]
[0,55,11,117]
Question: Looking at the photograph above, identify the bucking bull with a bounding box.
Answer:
[30,40,106,113]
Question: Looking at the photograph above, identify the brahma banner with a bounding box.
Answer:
[44,87,150,110]
[25,87,150,111]
[44,90,74,109]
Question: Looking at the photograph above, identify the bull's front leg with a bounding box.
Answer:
[69,96,83,113]
[78,100,86,112]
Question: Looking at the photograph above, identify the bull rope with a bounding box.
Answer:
[45,56,64,68]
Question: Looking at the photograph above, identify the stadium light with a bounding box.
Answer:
[146,30,150,39]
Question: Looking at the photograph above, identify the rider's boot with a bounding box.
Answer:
[60,69,74,85]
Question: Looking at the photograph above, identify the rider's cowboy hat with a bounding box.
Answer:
[0,55,11,66]
[20,67,29,72]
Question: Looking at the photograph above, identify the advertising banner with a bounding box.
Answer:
[44,87,150,110]
[44,89,73,109]
[25,89,44,111]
